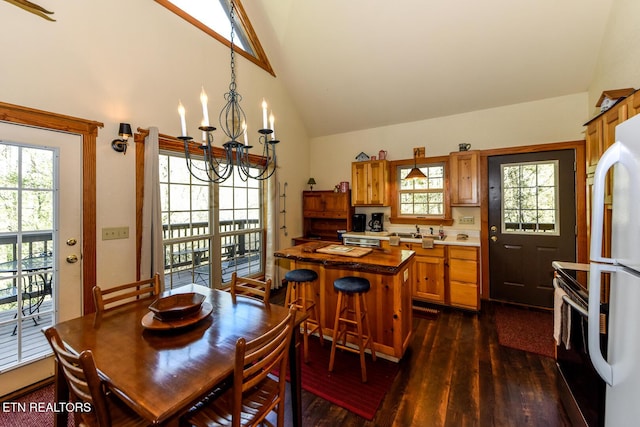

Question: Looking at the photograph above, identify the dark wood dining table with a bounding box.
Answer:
[52,284,303,426]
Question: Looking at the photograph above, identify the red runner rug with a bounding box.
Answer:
[292,336,399,420]
[494,304,555,358]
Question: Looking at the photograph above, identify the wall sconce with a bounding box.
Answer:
[112,123,133,154]
[307,178,316,191]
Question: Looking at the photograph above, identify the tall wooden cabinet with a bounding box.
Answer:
[351,160,390,206]
[584,94,634,261]
[449,150,480,206]
[301,191,354,241]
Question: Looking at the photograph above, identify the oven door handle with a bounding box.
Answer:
[552,278,588,317]
[553,278,588,317]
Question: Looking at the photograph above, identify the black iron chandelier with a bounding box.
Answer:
[177,0,279,183]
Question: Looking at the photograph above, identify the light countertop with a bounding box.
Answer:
[342,231,481,247]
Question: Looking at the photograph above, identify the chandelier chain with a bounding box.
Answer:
[229,0,236,92]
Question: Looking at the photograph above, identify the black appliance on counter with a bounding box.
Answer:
[352,214,366,232]
[369,212,383,232]
[553,262,608,427]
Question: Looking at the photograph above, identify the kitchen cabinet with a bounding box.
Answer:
[626,90,640,118]
[381,240,480,310]
[584,96,632,260]
[398,243,446,304]
[302,191,354,241]
[448,246,479,310]
[585,119,602,175]
[351,160,390,206]
[449,150,480,206]
[274,243,415,361]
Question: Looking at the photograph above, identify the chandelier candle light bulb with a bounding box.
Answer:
[243,121,248,145]
[262,99,268,129]
[269,113,275,140]
[200,87,210,127]
[178,101,187,137]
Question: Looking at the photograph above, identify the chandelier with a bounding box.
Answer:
[177,0,279,183]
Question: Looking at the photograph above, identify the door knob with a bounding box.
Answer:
[490,236,498,242]
[66,238,77,246]
[66,254,78,263]
[490,225,497,232]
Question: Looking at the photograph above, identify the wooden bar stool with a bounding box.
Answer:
[329,276,376,382]
[284,268,324,363]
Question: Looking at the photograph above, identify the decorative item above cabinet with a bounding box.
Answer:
[351,160,390,206]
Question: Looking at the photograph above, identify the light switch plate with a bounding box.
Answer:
[459,216,475,224]
[102,226,129,240]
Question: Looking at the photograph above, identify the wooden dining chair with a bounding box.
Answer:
[43,326,148,427]
[229,272,272,307]
[184,307,296,427]
[93,273,161,313]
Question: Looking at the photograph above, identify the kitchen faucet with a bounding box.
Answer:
[415,225,420,235]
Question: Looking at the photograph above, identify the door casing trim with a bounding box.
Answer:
[0,101,103,314]
[479,140,587,303]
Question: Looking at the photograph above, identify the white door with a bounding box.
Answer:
[0,122,82,395]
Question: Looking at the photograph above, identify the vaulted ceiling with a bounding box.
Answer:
[253,0,614,138]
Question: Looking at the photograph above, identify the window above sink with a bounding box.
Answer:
[389,155,454,226]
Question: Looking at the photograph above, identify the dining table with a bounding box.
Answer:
[51,283,304,426]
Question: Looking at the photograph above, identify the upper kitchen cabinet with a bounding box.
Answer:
[449,150,480,206]
[351,160,390,206]
[303,190,351,218]
[625,90,640,118]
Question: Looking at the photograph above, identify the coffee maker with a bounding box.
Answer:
[368,212,384,232]
[352,214,366,232]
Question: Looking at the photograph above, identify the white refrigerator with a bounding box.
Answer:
[589,113,640,426]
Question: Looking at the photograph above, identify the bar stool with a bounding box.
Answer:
[328,276,376,382]
[284,268,324,363]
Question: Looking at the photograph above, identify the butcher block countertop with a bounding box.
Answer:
[274,242,415,275]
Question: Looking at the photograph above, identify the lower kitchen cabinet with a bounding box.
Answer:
[409,245,445,304]
[448,246,479,310]
[382,241,480,311]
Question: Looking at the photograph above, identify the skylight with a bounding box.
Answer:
[155,0,274,76]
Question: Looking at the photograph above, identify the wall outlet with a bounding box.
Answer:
[102,226,129,240]
[459,216,475,225]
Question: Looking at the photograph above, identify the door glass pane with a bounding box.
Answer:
[0,142,55,371]
[501,160,559,235]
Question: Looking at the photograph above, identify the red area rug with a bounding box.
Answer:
[293,336,399,420]
[1,383,74,427]
[494,304,555,358]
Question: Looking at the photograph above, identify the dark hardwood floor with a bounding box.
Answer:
[272,288,571,427]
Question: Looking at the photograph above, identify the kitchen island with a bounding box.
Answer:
[274,242,415,361]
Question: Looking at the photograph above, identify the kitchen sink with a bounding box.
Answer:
[392,232,447,241]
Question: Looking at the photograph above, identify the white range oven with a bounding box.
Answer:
[553,261,608,427]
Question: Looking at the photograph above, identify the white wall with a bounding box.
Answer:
[309,93,589,231]
[589,0,640,114]
[0,0,310,286]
